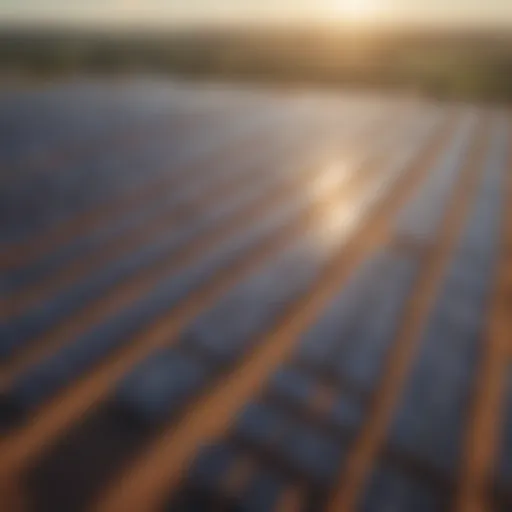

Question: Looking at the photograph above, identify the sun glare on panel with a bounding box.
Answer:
[306,160,360,251]
[310,162,351,199]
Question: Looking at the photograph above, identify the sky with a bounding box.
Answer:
[0,0,511,28]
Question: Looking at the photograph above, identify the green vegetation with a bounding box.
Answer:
[1,26,512,102]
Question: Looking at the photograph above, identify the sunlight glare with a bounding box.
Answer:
[332,0,380,22]
[310,161,351,199]
[306,160,359,251]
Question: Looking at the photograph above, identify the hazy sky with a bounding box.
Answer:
[1,0,511,27]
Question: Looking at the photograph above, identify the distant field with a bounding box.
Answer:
[1,27,512,102]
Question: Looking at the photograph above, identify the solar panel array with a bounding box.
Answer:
[1,80,511,512]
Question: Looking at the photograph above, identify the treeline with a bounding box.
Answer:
[1,26,512,102]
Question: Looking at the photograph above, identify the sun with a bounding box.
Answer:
[332,0,380,22]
